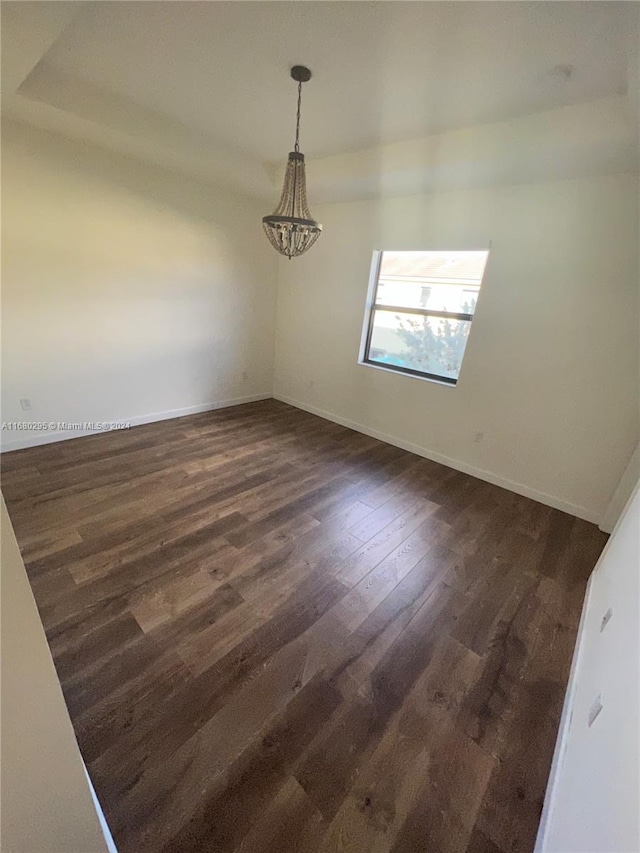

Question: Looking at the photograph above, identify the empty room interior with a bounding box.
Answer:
[1,2,639,852]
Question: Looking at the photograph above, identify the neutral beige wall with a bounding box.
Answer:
[274,173,639,523]
[601,443,640,532]
[0,497,112,852]
[1,119,278,449]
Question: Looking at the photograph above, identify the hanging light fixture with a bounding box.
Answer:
[262,65,322,259]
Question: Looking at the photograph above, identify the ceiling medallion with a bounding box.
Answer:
[262,65,322,260]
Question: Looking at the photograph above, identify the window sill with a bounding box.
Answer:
[358,359,457,388]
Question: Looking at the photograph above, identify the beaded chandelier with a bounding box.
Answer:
[262,66,322,259]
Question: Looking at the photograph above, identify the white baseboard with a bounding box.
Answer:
[83,766,118,853]
[274,393,601,525]
[0,393,272,453]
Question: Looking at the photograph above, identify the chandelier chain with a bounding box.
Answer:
[294,81,302,153]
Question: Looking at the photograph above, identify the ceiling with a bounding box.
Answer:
[2,1,638,200]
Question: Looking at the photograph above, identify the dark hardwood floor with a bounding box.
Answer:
[1,399,607,853]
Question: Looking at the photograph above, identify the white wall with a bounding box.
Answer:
[601,443,640,533]
[536,483,640,852]
[303,96,637,204]
[274,173,639,523]
[1,119,277,449]
[0,497,114,852]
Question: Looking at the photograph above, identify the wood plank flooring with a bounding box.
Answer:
[1,399,608,853]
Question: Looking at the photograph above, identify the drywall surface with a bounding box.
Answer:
[274,173,639,522]
[1,119,277,449]
[536,483,640,852]
[0,496,113,852]
[601,442,640,532]
[303,96,638,204]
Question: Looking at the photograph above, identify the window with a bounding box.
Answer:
[360,249,489,385]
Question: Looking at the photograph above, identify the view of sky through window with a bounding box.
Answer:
[362,250,489,384]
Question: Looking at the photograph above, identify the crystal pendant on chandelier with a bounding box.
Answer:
[262,152,321,259]
[263,66,322,260]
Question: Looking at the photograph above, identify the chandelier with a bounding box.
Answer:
[262,65,322,259]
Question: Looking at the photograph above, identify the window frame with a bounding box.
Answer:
[359,250,482,387]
